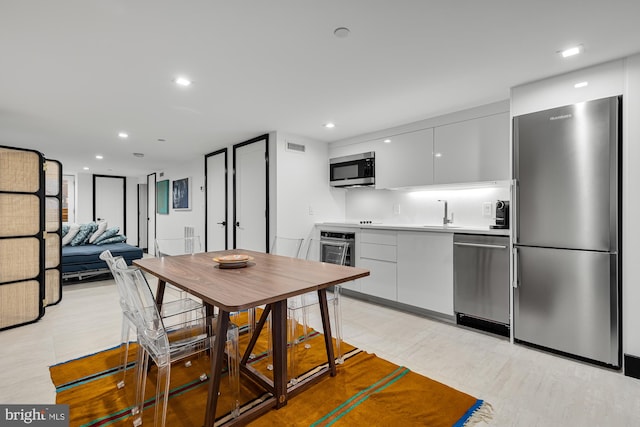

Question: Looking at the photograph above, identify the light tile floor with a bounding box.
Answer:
[1,277,640,426]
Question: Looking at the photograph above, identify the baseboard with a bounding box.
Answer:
[624,354,640,379]
[456,313,510,338]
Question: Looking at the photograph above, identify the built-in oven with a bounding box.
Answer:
[329,152,375,187]
[319,231,355,267]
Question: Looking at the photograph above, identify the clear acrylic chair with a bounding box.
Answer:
[262,237,304,370]
[116,263,240,427]
[155,236,201,257]
[287,238,348,384]
[100,250,206,390]
[154,236,202,300]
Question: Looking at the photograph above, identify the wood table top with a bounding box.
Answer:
[133,249,370,312]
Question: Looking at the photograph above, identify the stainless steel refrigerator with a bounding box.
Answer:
[513,96,621,368]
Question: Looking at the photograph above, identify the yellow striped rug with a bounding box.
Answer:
[50,325,492,426]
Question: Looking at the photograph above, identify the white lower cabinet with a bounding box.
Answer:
[396,231,454,315]
[353,229,454,317]
[357,258,397,300]
[357,230,397,301]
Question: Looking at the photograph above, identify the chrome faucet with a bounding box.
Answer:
[437,199,454,226]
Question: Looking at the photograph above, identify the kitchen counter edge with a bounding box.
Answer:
[317,222,510,236]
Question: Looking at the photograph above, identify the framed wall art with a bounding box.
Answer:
[156,180,169,214]
[172,177,191,210]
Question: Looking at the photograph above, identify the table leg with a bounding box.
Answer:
[317,289,337,376]
[204,310,230,427]
[154,279,166,309]
[271,300,288,408]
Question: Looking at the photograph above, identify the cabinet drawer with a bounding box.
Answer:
[360,242,397,262]
[358,258,397,301]
[360,230,397,245]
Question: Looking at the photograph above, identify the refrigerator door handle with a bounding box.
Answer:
[512,178,518,245]
[513,246,519,288]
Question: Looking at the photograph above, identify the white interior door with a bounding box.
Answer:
[206,149,227,251]
[94,175,125,234]
[147,173,156,255]
[63,174,76,223]
[234,137,268,251]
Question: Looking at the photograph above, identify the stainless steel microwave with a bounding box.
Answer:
[329,152,375,187]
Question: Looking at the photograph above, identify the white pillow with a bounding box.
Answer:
[62,223,81,246]
[89,221,108,244]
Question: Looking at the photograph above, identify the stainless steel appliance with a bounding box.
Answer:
[454,234,510,336]
[513,95,621,368]
[320,231,355,266]
[490,200,509,229]
[329,152,375,187]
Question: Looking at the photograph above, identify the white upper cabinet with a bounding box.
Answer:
[329,128,434,189]
[433,112,510,184]
[375,128,434,189]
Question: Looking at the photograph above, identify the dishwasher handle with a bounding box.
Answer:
[453,242,508,249]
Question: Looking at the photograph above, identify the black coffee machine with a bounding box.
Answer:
[490,200,509,229]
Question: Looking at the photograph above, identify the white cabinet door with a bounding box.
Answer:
[357,258,397,301]
[375,128,434,189]
[357,229,397,300]
[397,231,454,315]
[328,141,375,160]
[329,128,434,189]
[433,112,509,184]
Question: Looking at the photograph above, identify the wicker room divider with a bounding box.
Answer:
[0,145,52,330]
[45,159,62,306]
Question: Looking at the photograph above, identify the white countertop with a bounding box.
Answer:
[317,222,510,236]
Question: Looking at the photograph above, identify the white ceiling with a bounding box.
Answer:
[2,1,640,176]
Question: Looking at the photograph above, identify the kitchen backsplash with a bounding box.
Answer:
[344,182,511,228]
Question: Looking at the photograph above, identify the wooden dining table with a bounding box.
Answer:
[133,249,369,427]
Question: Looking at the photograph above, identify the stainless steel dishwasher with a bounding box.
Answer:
[453,234,510,336]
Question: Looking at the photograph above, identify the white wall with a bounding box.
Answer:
[623,54,640,358]
[511,59,625,116]
[154,157,206,243]
[511,57,640,364]
[344,183,510,228]
[75,173,93,224]
[75,172,145,245]
[273,132,345,243]
[329,100,509,150]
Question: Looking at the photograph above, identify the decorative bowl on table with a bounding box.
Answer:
[212,254,253,269]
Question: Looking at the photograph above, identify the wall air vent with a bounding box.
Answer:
[286,141,306,153]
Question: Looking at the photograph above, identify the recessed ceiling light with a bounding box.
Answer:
[434,153,443,158]
[118,132,128,139]
[83,167,89,170]
[174,76,192,87]
[133,152,144,158]
[95,155,103,159]
[574,81,589,88]
[334,27,350,38]
[157,138,166,142]
[383,139,392,144]
[324,123,335,128]
[561,46,582,58]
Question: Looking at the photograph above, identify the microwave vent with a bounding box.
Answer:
[286,141,306,153]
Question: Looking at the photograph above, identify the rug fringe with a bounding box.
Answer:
[463,401,494,426]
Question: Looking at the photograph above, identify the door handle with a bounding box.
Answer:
[513,247,519,289]
[217,221,226,226]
